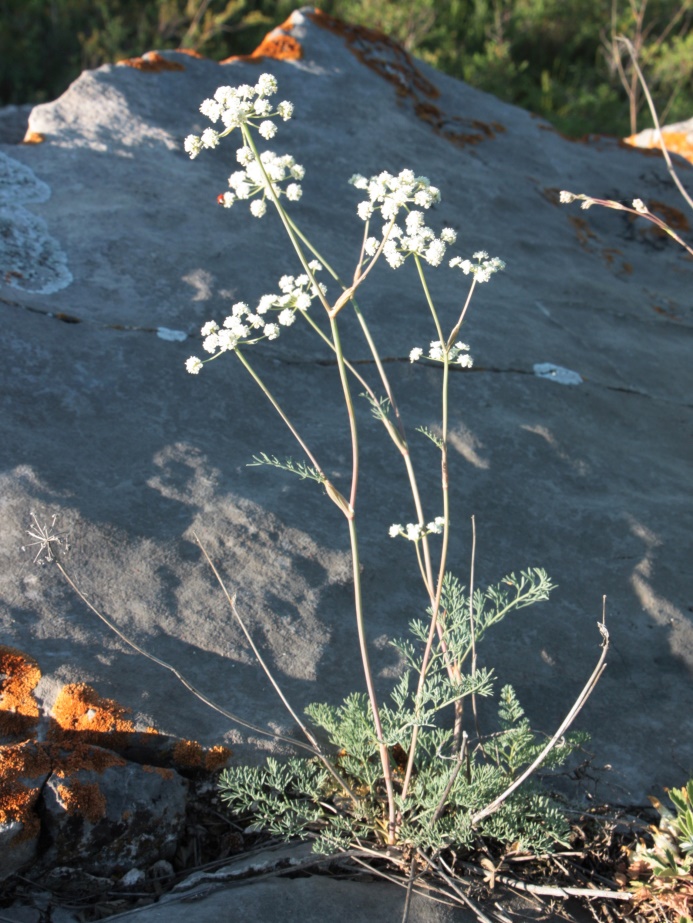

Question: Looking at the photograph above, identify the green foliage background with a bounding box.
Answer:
[1,1,691,137]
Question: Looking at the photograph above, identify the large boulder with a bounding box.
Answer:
[0,7,691,819]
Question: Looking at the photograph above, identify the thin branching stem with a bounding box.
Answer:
[54,559,319,755]
[471,620,610,826]
[618,35,693,213]
[194,533,361,806]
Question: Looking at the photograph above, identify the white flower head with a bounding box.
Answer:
[184,134,203,159]
[409,347,423,362]
[259,120,277,140]
[255,73,278,97]
[186,356,203,374]
[187,74,294,155]
[277,100,293,120]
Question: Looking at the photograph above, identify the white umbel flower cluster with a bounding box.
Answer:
[364,209,457,269]
[449,251,505,283]
[409,340,473,368]
[185,262,325,374]
[389,517,445,541]
[218,148,305,216]
[349,169,441,222]
[184,73,293,159]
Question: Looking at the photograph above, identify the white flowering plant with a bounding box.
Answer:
[183,72,606,896]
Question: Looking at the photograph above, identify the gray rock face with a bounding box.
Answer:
[0,5,691,839]
[40,751,188,874]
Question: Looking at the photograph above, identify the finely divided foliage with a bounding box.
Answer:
[185,73,595,872]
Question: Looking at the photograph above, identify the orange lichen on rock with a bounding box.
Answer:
[0,646,41,738]
[50,683,137,750]
[308,9,438,100]
[0,740,51,841]
[56,780,107,823]
[174,47,206,59]
[203,744,233,771]
[624,129,693,165]
[648,198,690,233]
[172,738,231,771]
[117,51,185,72]
[222,26,303,64]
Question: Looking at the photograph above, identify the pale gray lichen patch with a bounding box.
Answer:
[0,152,72,293]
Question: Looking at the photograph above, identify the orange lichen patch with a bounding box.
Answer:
[624,129,693,165]
[601,247,632,275]
[56,780,107,823]
[415,101,505,148]
[51,742,126,778]
[50,683,137,750]
[0,646,41,738]
[221,30,303,63]
[171,738,231,771]
[648,199,690,233]
[143,764,174,780]
[203,745,232,771]
[568,215,598,247]
[172,738,204,769]
[22,131,44,144]
[0,740,51,841]
[174,47,206,59]
[117,51,185,72]
[308,9,438,100]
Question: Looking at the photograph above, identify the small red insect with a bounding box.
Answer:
[217,193,225,205]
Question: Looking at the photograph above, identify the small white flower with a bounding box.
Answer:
[257,294,276,314]
[264,323,280,339]
[426,516,445,534]
[278,308,295,326]
[357,201,374,221]
[250,199,267,218]
[201,128,220,149]
[236,146,254,165]
[203,333,219,353]
[308,260,322,272]
[559,190,576,203]
[199,98,221,122]
[255,73,278,97]
[217,329,240,350]
[259,120,277,139]
[424,239,446,267]
[254,98,272,117]
[286,183,302,201]
[457,354,473,368]
[184,134,202,159]
[405,523,423,542]
[429,341,444,361]
[409,347,423,362]
[632,198,648,213]
[473,250,488,260]
[186,356,203,374]
[277,100,293,120]
[388,524,402,538]
[200,321,218,337]
[219,192,235,208]
[441,228,456,243]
